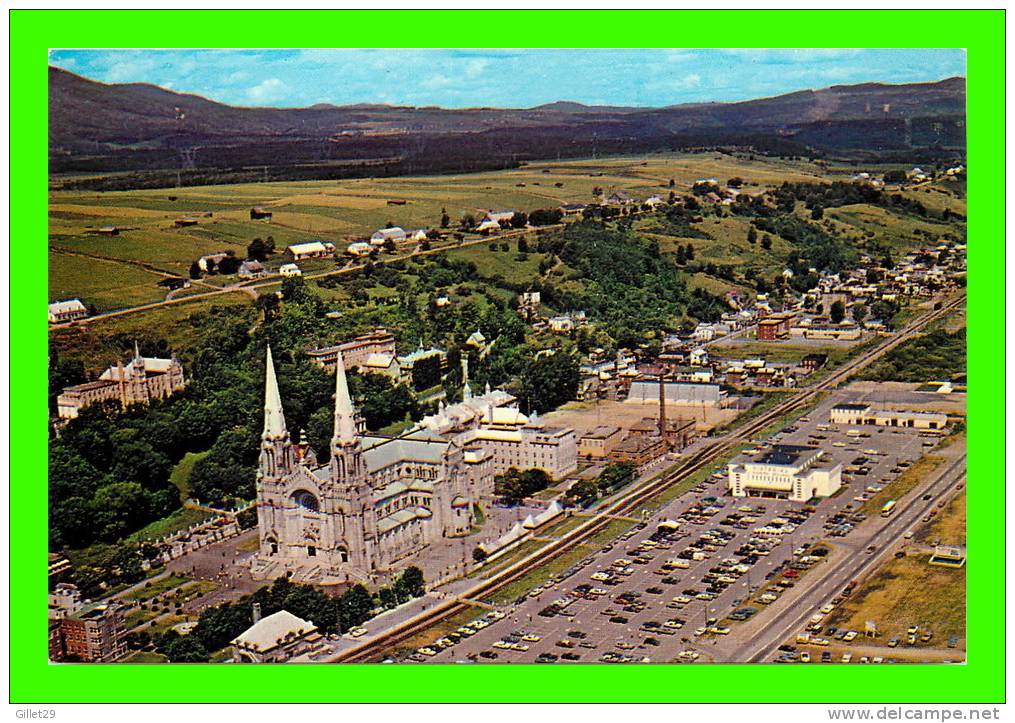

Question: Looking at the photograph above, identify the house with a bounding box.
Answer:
[434,295,452,308]
[174,218,199,227]
[407,229,429,242]
[197,252,229,273]
[231,609,324,663]
[482,210,515,225]
[306,329,397,372]
[688,348,709,366]
[606,191,635,206]
[476,219,502,233]
[800,353,828,372]
[279,263,302,278]
[285,241,333,262]
[548,316,575,333]
[96,226,120,236]
[238,260,266,279]
[559,203,588,217]
[250,207,273,220]
[370,227,407,246]
[644,195,665,208]
[347,242,373,256]
[360,352,401,379]
[157,277,189,291]
[48,299,89,324]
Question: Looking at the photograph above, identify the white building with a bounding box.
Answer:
[279,263,302,278]
[371,227,407,246]
[347,242,373,257]
[728,445,842,502]
[626,380,722,407]
[48,299,89,324]
[285,241,333,262]
[829,404,948,430]
[231,610,324,663]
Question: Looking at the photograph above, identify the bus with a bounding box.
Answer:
[881,500,898,517]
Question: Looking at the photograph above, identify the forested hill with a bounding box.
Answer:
[50,67,965,181]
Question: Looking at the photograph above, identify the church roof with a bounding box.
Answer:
[377,506,432,534]
[262,346,287,439]
[359,435,449,472]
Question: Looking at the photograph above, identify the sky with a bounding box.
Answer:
[48,48,966,109]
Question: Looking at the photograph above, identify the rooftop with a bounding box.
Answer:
[756,444,815,467]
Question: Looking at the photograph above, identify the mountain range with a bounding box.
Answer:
[49,66,966,186]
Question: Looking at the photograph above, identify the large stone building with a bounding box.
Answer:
[251,347,482,584]
[56,345,186,420]
[305,329,397,373]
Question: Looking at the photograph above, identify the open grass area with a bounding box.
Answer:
[916,490,966,546]
[49,250,169,312]
[482,543,599,605]
[826,551,965,647]
[861,453,947,516]
[825,203,958,251]
[122,650,169,664]
[582,518,639,547]
[127,507,215,544]
[124,608,159,630]
[538,514,590,539]
[168,450,209,502]
[126,574,191,602]
[472,539,546,580]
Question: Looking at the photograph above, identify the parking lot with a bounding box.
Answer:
[408,389,957,665]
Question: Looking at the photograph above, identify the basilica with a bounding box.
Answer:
[251,347,483,584]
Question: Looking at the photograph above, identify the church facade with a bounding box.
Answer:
[251,347,481,584]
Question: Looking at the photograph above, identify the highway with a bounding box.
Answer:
[330,292,965,663]
[728,450,966,662]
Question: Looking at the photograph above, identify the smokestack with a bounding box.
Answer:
[658,367,667,443]
[252,603,262,624]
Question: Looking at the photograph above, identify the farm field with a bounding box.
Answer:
[46,151,854,314]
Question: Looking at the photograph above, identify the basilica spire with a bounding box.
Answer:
[262,345,288,440]
[332,352,358,445]
[462,356,472,401]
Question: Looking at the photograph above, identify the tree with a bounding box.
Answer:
[517,237,529,253]
[162,633,210,663]
[519,349,579,415]
[440,208,450,228]
[472,547,488,563]
[830,300,846,324]
[189,261,201,279]
[592,186,603,199]
[338,585,374,631]
[460,214,476,230]
[395,566,425,600]
[247,238,269,262]
[410,354,442,392]
[852,304,868,326]
[747,226,758,245]
[217,254,242,275]
[761,235,772,250]
[810,206,824,220]
[510,212,528,229]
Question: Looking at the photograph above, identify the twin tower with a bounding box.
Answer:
[252,345,477,584]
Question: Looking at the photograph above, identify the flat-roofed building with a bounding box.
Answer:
[626,379,722,407]
[608,434,665,467]
[54,602,126,662]
[728,444,842,502]
[578,425,624,459]
[829,404,948,430]
[461,423,577,481]
[306,329,397,372]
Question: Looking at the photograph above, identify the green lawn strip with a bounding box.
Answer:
[127,507,216,544]
[126,574,191,602]
[124,609,159,629]
[538,514,589,538]
[481,543,599,605]
[122,651,169,664]
[471,539,546,580]
[387,605,489,661]
[861,454,947,516]
[168,450,209,501]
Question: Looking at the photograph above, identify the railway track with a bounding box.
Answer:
[332,293,964,663]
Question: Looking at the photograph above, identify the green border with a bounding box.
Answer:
[13,9,1004,703]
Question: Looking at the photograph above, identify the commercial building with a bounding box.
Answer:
[608,434,666,467]
[728,444,842,502]
[829,404,948,430]
[285,241,334,262]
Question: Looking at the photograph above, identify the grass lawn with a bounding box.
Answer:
[861,454,946,516]
[168,450,209,502]
[538,514,590,539]
[916,491,966,546]
[124,608,159,630]
[482,543,599,605]
[122,651,169,664]
[127,507,215,544]
[826,552,965,647]
[145,614,191,636]
[126,574,190,602]
[472,539,546,580]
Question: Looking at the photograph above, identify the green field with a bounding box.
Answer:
[50,151,959,316]
[482,543,599,605]
[168,451,210,502]
[49,250,168,311]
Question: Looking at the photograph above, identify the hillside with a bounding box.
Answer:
[49,67,965,184]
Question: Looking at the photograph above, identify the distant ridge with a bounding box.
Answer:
[48,66,966,185]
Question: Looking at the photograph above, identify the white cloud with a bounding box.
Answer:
[464,58,489,79]
[246,78,287,104]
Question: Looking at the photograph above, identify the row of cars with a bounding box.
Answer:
[410,610,508,661]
